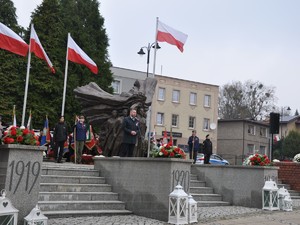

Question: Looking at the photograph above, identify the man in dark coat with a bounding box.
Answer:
[53,116,68,163]
[203,134,213,164]
[119,108,140,157]
[188,130,200,163]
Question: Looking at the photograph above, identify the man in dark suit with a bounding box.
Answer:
[119,108,140,157]
[203,134,213,164]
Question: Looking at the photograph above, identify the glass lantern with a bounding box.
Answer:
[0,189,19,225]
[283,195,293,211]
[24,205,48,225]
[168,184,188,225]
[262,179,279,211]
[278,186,289,210]
[188,194,198,224]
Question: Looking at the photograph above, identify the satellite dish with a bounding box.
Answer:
[210,123,216,130]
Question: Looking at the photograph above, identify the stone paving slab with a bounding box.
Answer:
[47,206,300,225]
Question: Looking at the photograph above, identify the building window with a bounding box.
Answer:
[247,144,255,154]
[172,114,179,127]
[260,127,268,137]
[204,95,211,107]
[188,116,196,129]
[172,90,180,103]
[259,146,266,154]
[248,125,255,135]
[203,118,210,130]
[158,87,165,101]
[156,113,164,125]
[189,92,197,105]
[112,80,121,94]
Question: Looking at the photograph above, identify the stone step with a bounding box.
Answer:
[278,184,291,189]
[190,174,198,180]
[197,200,231,207]
[41,175,106,184]
[42,168,99,177]
[289,190,300,196]
[39,192,119,201]
[190,180,206,187]
[189,187,214,194]
[40,183,112,192]
[191,193,223,201]
[38,200,126,211]
[43,209,132,218]
[291,196,300,200]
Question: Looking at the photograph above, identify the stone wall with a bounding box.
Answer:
[274,162,300,191]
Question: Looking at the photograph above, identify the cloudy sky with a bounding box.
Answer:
[12,0,300,114]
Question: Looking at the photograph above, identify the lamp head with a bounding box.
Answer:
[137,48,145,55]
[152,43,161,49]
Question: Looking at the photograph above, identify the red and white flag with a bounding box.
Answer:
[157,20,188,52]
[30,25,55,73]
[67,35,98,74]
[0,22,28,56]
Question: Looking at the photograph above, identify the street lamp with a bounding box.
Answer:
[280,106,291,160]
[137,42,161,77]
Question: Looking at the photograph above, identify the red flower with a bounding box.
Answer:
[4,137,15,144]
[17,136,23,142]
[169,152,175,157]
[36,141,40,146]
[10,129,17,136]
[22,129,29,135]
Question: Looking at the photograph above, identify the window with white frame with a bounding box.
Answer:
[112,80,121,94]
[189,92,197,105]
[204,95,211,107]
[248,125,255,135]
[203,118,210,130]
[259,146,266,154]
[260,127,268,137]
[172,114,179,127]
[172,90,180,103]
[158,87,165,101]
[247,144,255,154]
[156,113,164,125]
[188,116,196,129]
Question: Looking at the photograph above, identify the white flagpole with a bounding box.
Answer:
[21,24,33,127]
[147,17,159,157]
[61,33,70,117]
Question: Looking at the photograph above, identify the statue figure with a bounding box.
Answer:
[74,77,157,157]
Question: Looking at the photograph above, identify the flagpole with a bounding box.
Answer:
[21,24,33,127]
[61,33,70,117]
[146,17,159,158]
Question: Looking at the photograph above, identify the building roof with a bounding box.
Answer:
[280,115,300,123]
[218,118,269,126]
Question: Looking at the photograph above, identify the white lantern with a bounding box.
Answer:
[0,189,19,225]
[262,179,279,211]
[168,184,188,225]
[278,187,289,210]
[188,195,198,224]
[283,195,293,211]
[24,205,48,225]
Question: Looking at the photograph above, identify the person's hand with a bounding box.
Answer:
[131,131,136,135]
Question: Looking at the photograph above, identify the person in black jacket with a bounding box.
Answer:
[188,130,200,163]
[119,108,140,157]
[53,116,68,163]
[203,134,213,164]
[74,115,87,164]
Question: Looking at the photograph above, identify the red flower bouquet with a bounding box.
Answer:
[2,126,40,146]
[243,153,271,166]
[151,144,186,159]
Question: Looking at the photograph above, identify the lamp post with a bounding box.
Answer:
[280,106,291,160]
[137,42,160,77]
[137,42,161,157]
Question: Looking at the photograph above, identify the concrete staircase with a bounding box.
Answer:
[190,174,230,207]
[38,163,132,218]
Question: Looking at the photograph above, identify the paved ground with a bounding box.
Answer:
[48,206,300,225]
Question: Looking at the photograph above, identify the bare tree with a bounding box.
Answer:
[219,80,277,120]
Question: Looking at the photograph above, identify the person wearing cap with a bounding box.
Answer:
[74,115,87,164]
[203,134,213,164]
[188,130,200,163]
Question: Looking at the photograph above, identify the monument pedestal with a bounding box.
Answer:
[0,144,46,224]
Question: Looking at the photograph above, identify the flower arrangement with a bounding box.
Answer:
[1,126,39,146]
[243,153,271,166]
[293,153,300,163]
[151,144,186,159]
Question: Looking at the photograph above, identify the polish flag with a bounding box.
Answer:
[67,35,98,74]
[157,20,188,52]
[0,22,28,56]
[30,25,55,73]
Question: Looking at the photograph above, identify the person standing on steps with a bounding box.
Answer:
[203,134,213,164]
[74,115,87,164]
[188,130,200,163]
[53,116,68,163]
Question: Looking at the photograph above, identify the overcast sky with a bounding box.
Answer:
[12,0,300,114]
